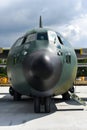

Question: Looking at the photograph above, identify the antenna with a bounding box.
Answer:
[39,15,43,28]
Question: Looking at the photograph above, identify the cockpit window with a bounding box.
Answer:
[57,33,72,47]
[13,37,24,47]
[37,32,48,40]
[48,31,59,44]
[25,33,36,43]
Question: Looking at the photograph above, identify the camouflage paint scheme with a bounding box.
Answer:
[7,28,77,97]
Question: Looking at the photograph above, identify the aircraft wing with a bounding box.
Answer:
[0,47,87,71]
[75,48,87,59]
[0,48,86,59]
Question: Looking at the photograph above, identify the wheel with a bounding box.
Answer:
[62,92,70,100]
[13,91,21,101]
[69,86,74,93]
[9,87,14,96]
[34,97,40,113]
[45,97,50,113]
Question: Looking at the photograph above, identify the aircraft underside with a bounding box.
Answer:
[9,86,72,113]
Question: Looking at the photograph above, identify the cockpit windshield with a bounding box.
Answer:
[25,33,36,43]
[48,31,59,44]
[37,32,48,40]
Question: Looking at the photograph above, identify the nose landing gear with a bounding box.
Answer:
[34,97,51,113]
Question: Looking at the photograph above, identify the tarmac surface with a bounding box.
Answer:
[0,86,87,130]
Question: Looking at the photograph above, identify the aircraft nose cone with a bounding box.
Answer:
[31,54,53,79]
[23,50,63,91]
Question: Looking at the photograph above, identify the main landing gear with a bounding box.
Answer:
[9,87,21,101]
[62,86,75,100]
[34,97,51,113]
[62,92,70,100]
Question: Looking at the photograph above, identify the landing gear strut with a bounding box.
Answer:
[45,97,50,113]
[34,97,51,113]
[34,97,40,113]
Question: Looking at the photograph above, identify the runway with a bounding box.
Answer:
[0,86,87,130]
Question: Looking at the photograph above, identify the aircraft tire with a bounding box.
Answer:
[69,86,74,93]
[45,97,50,113]
[34,97,40,113]
[13,91,21,101]
[9,86,14,96]
[62,92,70,100]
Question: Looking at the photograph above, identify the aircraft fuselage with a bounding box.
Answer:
[7,28,77,112]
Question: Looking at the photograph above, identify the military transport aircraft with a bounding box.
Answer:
[0,16,78,113]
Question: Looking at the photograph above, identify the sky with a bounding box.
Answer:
[0,0,87,48]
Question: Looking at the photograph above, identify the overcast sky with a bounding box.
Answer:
[0,0,87,48]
